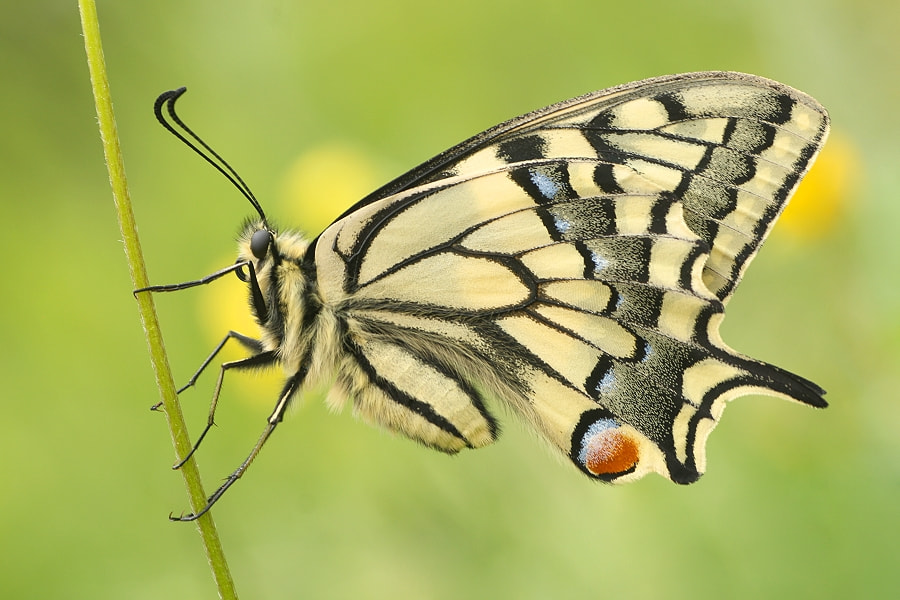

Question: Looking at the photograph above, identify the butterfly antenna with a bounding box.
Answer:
[154,88,268,227]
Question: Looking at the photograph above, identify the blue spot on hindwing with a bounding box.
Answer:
[595,369,615,394]
[641,341,652,363]
[530,169,560,199]
[554,216,572,234]
[591,250,609,273]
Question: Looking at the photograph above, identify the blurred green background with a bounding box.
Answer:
[2,0,898,598]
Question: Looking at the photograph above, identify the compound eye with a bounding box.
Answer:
[250,229,272,260]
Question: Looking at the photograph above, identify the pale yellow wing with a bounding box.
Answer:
[313,72,828,483]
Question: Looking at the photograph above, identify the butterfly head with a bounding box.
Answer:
[236,220,313,347]
[237,217,278,260]
[235,220,279,329]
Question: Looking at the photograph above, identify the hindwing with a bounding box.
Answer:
[312,71,828,484]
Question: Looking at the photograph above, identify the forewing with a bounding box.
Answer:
[331,71,830,303]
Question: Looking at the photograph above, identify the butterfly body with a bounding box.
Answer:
[148,71,828,518]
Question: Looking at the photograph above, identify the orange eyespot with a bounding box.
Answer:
[577,418,639,477]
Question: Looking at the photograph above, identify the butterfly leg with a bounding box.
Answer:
[177,331,265,394]
[170,363,307,521]
[138,257,264,412]
[172,345,278,469]
[133,261,250,295]
[151,331,264,411]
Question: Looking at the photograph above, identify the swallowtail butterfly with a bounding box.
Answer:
[141,71,829,520]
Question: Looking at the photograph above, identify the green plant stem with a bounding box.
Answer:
[78,2,238,598]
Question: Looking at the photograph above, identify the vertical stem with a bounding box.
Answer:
[78,2,239,598]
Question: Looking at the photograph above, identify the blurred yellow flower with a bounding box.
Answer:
[779,131,861,240]
[196,267,283,404]
[195,143,382,404]
[277,142,382,234]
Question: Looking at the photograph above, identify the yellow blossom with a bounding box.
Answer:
[277,142,382,233]
[196,143,381,404]
[779,131,860,240]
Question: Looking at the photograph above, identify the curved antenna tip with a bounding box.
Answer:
[153,88,268,224]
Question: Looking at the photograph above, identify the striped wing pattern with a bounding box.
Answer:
[314,72,828,484]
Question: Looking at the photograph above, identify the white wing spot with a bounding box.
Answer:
[554,216,572,234]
